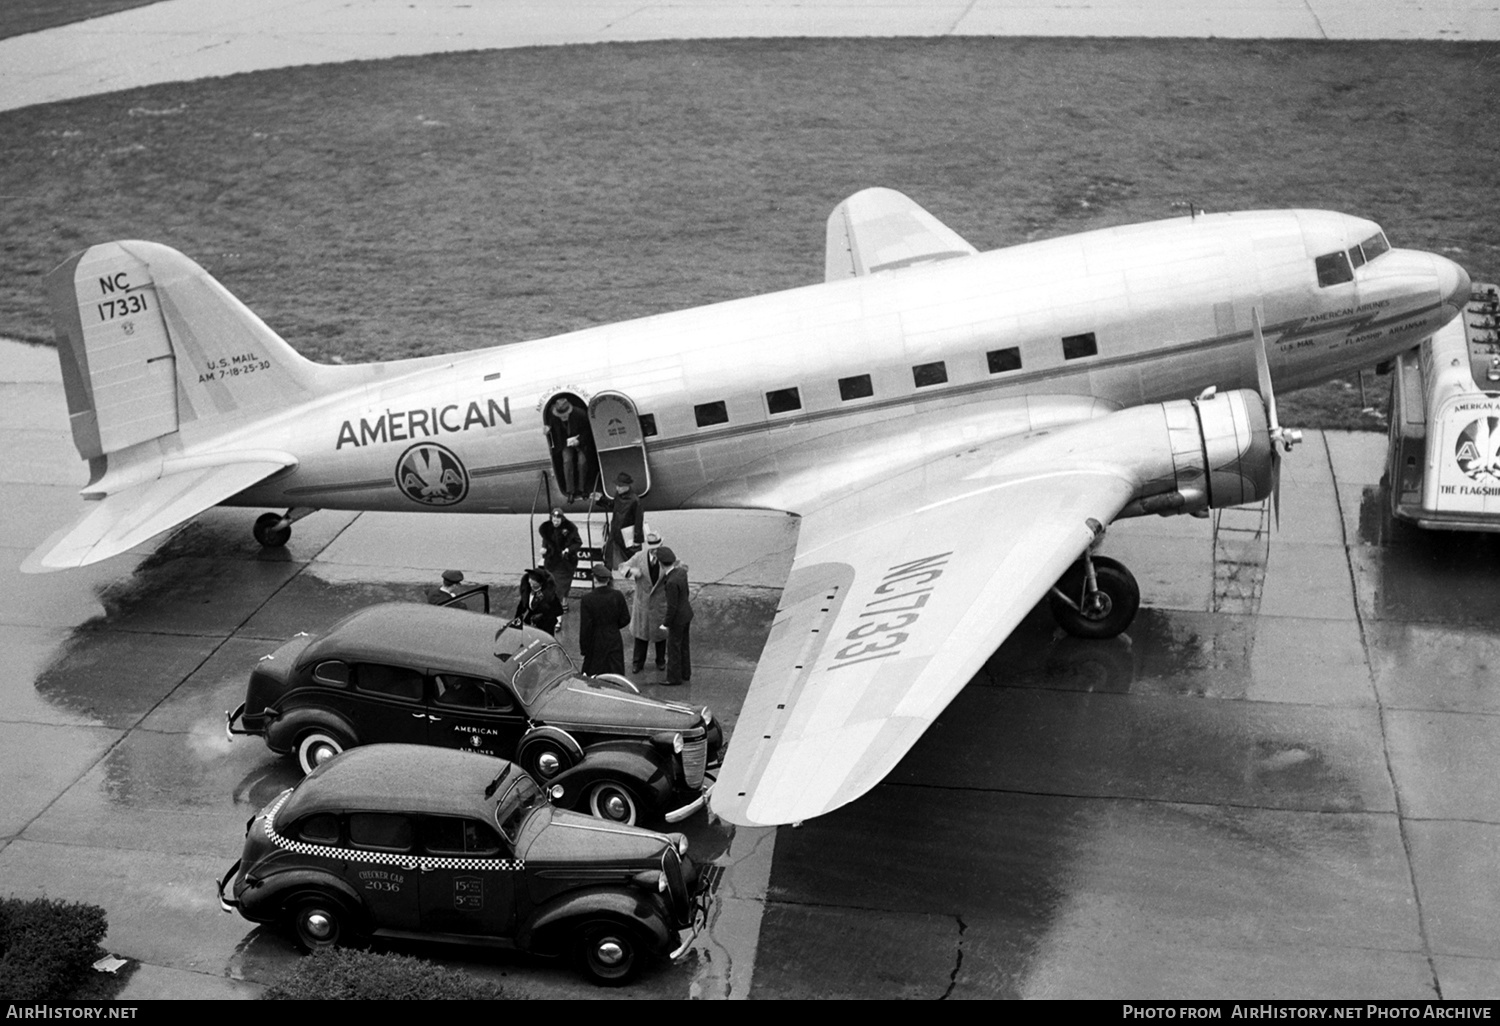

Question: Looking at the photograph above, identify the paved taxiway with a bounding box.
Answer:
[2,0,1498,1002]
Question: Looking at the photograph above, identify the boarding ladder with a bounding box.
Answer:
[1210,499,1272,615]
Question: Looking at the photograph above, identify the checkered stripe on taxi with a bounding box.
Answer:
[261,792,523,871]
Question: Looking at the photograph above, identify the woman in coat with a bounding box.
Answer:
[538,508,582,609]
[621,531,668,672]
[514,568,564,636]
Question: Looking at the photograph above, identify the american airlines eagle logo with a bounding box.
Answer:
[395,442,469,506]
[1454,418,1500,482]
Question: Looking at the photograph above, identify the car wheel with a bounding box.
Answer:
[586,780,640,825]
[574,920,643,986]
[253,512,291,548]
[522,739,573,782]
[296,728,351,775]
[1049,556,1140,640]
[286,895,359,953]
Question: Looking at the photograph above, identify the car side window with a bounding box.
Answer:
[433,674,514,712]
[353,663,424,702]
[312,661,349,685]
[348,813,414,852]
[296,813,341,845]
[424,815,503,857]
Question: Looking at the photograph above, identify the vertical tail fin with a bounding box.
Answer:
[47,240,334,463]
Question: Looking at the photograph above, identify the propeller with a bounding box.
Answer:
[1250,307,1303,525]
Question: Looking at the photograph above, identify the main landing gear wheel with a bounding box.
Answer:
[253,512,291,548]
[1049,554,1140,640]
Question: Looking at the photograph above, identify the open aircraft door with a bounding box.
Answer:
[588,391,650,497]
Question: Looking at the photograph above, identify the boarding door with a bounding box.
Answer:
[588,391,651,497]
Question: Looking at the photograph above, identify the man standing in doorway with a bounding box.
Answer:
[544,396,592,504]
[655,547,692,686]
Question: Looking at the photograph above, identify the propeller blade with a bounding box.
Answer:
[1251,306,1280,433]
[1272,447,1281,529]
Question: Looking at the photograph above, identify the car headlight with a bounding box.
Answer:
[673,732,684,754]
[701,707,713,726]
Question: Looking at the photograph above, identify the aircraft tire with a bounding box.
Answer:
[1049,556,1140,640]
[253,512,291,548]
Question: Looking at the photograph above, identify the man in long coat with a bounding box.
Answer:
[578,562,630,676]
[655,547,693,686]
[622,531,667,673]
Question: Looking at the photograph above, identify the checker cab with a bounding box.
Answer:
[226,603,722,825]
[217,745,703,985]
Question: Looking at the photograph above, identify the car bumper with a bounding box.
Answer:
[224,702,268,741]
[217,859,243,913]
[663,781,711,824]
[669,864,719,959]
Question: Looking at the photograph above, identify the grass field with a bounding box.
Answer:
[0,0,159,41]
[3,37,1497,428]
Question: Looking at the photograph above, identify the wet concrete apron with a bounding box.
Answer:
[2,338,1497,998]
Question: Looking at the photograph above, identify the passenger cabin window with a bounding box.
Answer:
[987,347,1022,374]
[348,813,414,852]
[313,660,349,686]
[424,816,503,856]
[638,414,657,438]
[1062,333,1098,360]
[766,387,801,414]
[694,401,729,427]
[1316,251,1354,287]
[839,374,874,401]
[354,663,424,702]
[912,361,947,387]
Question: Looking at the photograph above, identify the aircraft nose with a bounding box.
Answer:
[1435,253,1471,314]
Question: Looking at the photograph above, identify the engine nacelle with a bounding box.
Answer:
[1119,388,1274,518]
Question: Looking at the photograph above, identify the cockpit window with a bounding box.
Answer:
[1358,232,1389,262]
[1316,251,1354,287]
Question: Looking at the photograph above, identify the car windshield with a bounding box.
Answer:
[511,642,575,704]
[493,772,545,844]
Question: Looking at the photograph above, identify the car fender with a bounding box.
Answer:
[263,708,359,756]
[517,725,585,769]
[547,743,674,813]
[236,866,367,926]
[517,886,675,959]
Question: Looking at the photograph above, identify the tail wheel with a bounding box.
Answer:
[296,728,351,775]
[254,513,291,548]
[286,894,362,953]
[1049,555,1140,640]
[574,920,644,986]
[586,780,640,825]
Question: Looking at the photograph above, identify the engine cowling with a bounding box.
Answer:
[1119,387,1274,517]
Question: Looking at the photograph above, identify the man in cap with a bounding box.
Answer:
[578,562,630,676]
[655,547,693,685]
[426,569,466,605]
[622,529,667,673]
[594,470,644,568]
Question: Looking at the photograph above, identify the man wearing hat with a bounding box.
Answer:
[655,547,693,685]
[426,569,466,605]
[622,529,667,673]
[538,506,582,610]
[594,471,644,568]
[578,562,630,676]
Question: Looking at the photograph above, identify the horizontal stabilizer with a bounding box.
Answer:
[22,457,293,573]
[825,187,978,281]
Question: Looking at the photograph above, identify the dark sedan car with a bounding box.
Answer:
[226,603,723,825]
[217,745,704,985]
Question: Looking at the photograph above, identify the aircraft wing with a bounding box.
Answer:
[824,187,978,280]
[22,456,294,572]
[710,436,1138,827]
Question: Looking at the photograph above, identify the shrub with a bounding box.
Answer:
[0,897,108,1001]
[262,948,516,1000]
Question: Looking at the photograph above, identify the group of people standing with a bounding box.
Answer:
[525,494,693,686]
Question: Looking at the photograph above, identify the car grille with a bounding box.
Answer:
[681,737,708,789]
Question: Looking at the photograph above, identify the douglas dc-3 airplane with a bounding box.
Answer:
[25,189,1469,827]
